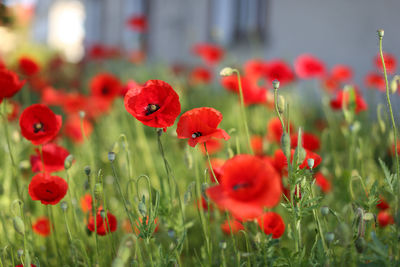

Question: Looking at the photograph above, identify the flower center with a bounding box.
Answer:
[101,86,110,95]
[232,182,251,191]
[191,132,202,138]
[145,104,160,115]
[33,122,44,133]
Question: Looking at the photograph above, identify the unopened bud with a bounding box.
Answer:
[108,152,116,162]
[94,184,103,201]
[320,206,330,216]
[307,158,315,169]
[390,75,399,94]
[13,216,25,235]
[84,166,91,176]
[280,132,291,158]
[325,232,335,243]
[355,237,366,253]
[220,67,234,77]
[272,79,280,90]
[64,154,74,170]
[17,249,24,257]
[377,29,384,38]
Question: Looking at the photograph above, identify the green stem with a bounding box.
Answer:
[204,143,218,184]
[233,69,253,154]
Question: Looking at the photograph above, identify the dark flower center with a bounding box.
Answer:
[33,122,44,133]
[232,182,251,191]
[145,104,160,115]
[101,86,110,95]
[46,189,53,194]
[191,132,202,138]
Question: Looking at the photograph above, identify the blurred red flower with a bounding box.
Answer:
[192,43,224,65]
[221,75,267,105]
[64,115,93,144]
[365,72,385,92]
[207,158,225,183]
[264,59,295,86]
[80,193,93,213]
[0,68,25,100]
[374,52,397,74]
[87,209,118,236]
[377,197,390,211]
[199,138,223,155]
[221,219,244,235]
[176,107,230,147]
[266,117,294,143]
[126,15,148,32]
[16,265,36,267]
[257,212,285,239]
[19,104,62,145]
[41,87,67,106]
[28,173,68,205]
[6,100,20,121]
[244,59,266,82]
[90,73,122,102]
[294,54,326,79]
[290,132,320,151]
[331,64,353,82]
[273,148,322,171]
[315,172,331,193]
[251,135,264,155]
[190,66,213,85]
[207,155,282,220]
[32,216,51,236]
[18,56,40,76]
[30,143,70,173]
[330,89,368,113]
[62,93,88,115]
[124,80,181,130]
[377,211,394,227]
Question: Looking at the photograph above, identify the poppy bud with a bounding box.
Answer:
[325,232,335,243]
[64,154,74,170]
[355,237,366,253]
[390,75,399,94]
[60,201,68,211]
[94,183,103,200]
[84,166,91,176]
[320,206,330,216]
[272,79,280,90]
[219,241,227,249]
[377,29,384,38]
[307,158,314,169]
[277,95,285,114]
[219,67,234,77]
[13,216,25,235]
[108,152,116,162]
[280,132,291,158]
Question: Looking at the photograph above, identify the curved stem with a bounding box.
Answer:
[204,143,218,184]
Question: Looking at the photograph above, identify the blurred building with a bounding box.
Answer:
[16,0,400,82]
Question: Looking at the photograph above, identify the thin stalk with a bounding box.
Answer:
[65,169,79,233]
[233,69,253,154]
[204,143,218,184]
[47,205,62,263]
[62,208,78,266]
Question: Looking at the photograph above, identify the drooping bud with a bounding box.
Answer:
[13,216,25,235]
[390,75,400,94]
[64,154,74,170]
[220,67,234,77]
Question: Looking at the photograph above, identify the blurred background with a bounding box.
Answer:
[1,0,400,84]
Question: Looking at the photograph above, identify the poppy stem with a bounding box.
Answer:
[47,205,63,264]
[204,143,219,184]
[65,169,79,234]
[1,99,21,199]
[232,69,254,155]
[62,205,78,266]
[378,29,400,261]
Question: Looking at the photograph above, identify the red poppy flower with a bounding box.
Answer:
[266,117,294,143]
[374,52,397,74]
[32,216,51,236]
[190,66,213,85]
[87,209,118,236]
[16,265,36,267]
[377,211,394,227]
[125,79,181,130]
[251,135,264,155]
[30,143,70,173]
[192,43,224,65]
[41,87,67,106]
[64,115,93,144]
[273,148,322,171]
[88,44,120,60]
[331,64,353,82]
[264,59,295,86]
[176,107,230,147]
[80,193,93,213]
[377,197,390,211]
[221,75,267,105]
[221,219,244,235]
[290,132,320,151]
[365,72,385,92]
[330,89,368,114]
[294,54,326,79]
[208,158,225,183]
[207,155,282,220]
[18,56,40,76]
[272,149,288,176]
[28,173,68,205]
[0,68,25,100]
[323,76,341,92]
[126,15,148,32]
[199,139,223,155]
[198,196,213,211]
[62,93,88,115]
[90,73,122,102]
[244,59,266,82]
[257,212,285,239]
[19,104,62,145]
[315,172,331,193]
[296,149,322,169]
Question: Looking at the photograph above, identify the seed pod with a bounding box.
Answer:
[220,67,234,77]
[272,79,280,90]
[355,237,366,253]
[13,216,25,235]
[320,206,330,216]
